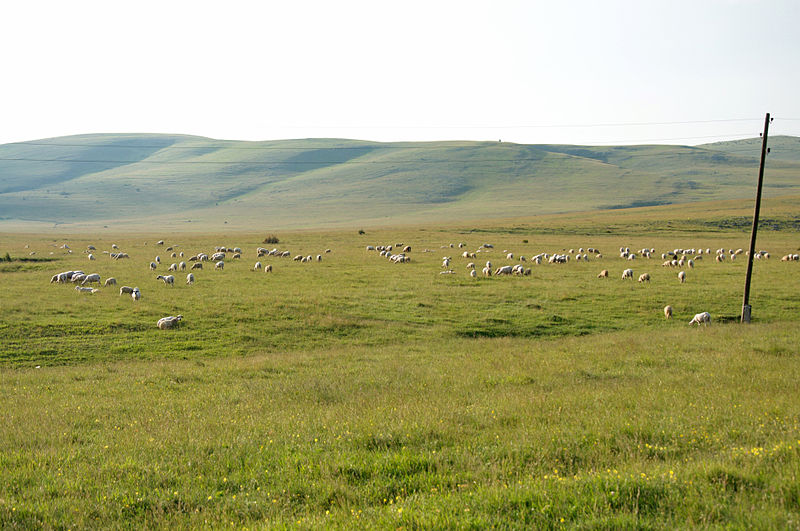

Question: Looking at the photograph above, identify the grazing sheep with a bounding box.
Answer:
[75,286,99,293]
[149,262,157,270]
[466,262,475,270]
[191,262,203,270]
[156,240,164,246]
[442,257,451,268]
[638,273,650,283]
[664,305,673,319]
[81,273,101,285]
[597,269,608,278]
[71,273,87,284]
[689,312,711,326]
[104,277,117,287]
[132,287,140,301]
[621,268,634,280]
[470,269,477,278]
[254,261,262,271]
[157,315,183,329]
[186,273,194,284]
[156,274,175,286]
[215,261,224,270]
[678,271,686,283]
[482,266,491,277]
[168,263,178,271]
[232,253,241,259]
[120,286,134,295]
[155,255,161,264]
[495,265,514,276]
[88,253,95,260]
[171,252,177,258]
[687,259,694,268]
[178,261,186,270]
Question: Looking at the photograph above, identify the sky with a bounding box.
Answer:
[2,0,799,146]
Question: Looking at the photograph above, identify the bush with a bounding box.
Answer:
[263,235,280,244]
[358,230,366,235]
[2,252,11,262]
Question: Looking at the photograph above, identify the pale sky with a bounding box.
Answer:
[2,0,799,146]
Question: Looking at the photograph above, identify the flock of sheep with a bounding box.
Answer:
[46,237,795,329]
[48,240,329,329]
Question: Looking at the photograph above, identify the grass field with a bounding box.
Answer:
[1,201,800,528]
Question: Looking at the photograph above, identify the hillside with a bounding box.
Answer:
[1,134,799,231]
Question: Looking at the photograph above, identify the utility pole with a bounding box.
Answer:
[741,112,772,323]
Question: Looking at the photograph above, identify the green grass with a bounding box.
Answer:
[1,204,800,528]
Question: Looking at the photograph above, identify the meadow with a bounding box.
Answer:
[1,201,800,529]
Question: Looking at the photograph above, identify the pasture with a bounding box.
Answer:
[1,206,800,528]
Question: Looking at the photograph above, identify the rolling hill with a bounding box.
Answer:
[1,133,799,231]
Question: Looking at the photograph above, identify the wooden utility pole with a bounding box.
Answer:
[741,112,771,323]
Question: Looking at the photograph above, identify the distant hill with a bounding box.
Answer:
[1,133,799,231]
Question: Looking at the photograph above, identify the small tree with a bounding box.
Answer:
[263,235,280,244]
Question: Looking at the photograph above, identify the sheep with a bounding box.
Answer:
[598,269,608,278]
[119,286,134,295]
[104,277,117,287]
[168,263,178,272]
[264,264,273,273]
[186,273,195,284]
[470,269,477,278]
[664,305,673,319]
[402,245,411,253]
[506,252,514,260]
[215,261,224,270]
[191,262,203,270]
[81,273,101,285]
[149,262,157,270]
[71,273,87,284]
[678,271,686,283]
[466,262,475,270]
[155,255,161,264]
[482,266,492,277]
[88,253,95,260]
[132,287,140,301]
[689,312,711,326]
[156,274,175,286]
[156,240,164,246]
[157,315,183,329]
[442,257,451,268]
[687,259,694,269]
[211,252,226,262]
[621,268,634,280]
[75,286,99,293]
[495,265,514,276]
[232,253,242,259]
[254,261,262,271]
[316,255,322,261]
[111,244,119,250]
[178,261,186,270]
[638,273,650,283]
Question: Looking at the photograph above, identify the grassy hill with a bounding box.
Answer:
[1,134,799,231]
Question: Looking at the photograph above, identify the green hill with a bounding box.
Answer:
[1,133,799,231]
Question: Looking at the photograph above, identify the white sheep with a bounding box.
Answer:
[495,265,514,276]
[638,273,650,283]
[157,315,183,329]
[254,261,262,271]
[155,255,161,263]
[664,305,673,319]
[186,273,195,284]
[149,262,157,270]
[81,273,101,285]
[191,262,203,270]
[621,268,633,280]
[442,257,451,268]
[75,286,99,293]
[678,271,686,283]
[215,261,224,270]
[104,277,117,287]
[264,264,273,273]
[168,263,178,272]
[88,253,95,260]
[120,286,134,295]
[156,274,175,286]
[689,312,711,326]
[598,270,608,278]
[132,287,141,301]
[179,261,186,270]
[469,269,477,278]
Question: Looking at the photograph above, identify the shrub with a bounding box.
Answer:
[358,230,366,235]
[263,235,280,244]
